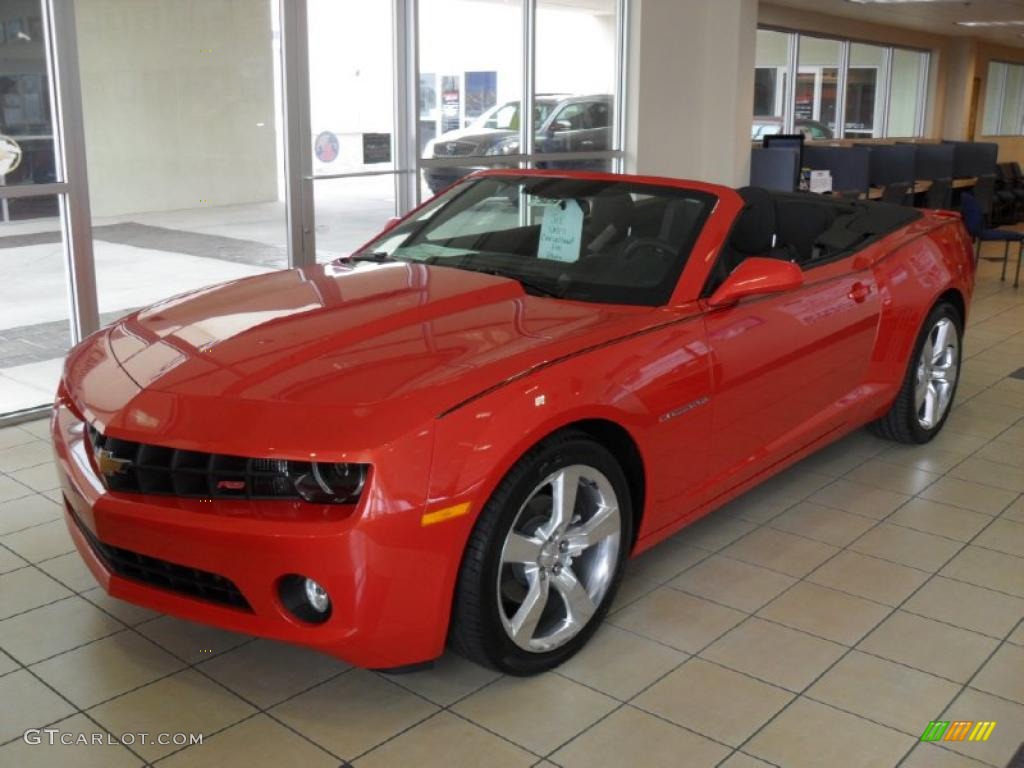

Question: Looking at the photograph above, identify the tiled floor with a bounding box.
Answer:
[0,255,1022,768]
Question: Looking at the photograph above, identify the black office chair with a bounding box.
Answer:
[972,175,998,227]
[962,192,1023,287]
[994,164,1022,224]
[882,182,911,206]
[1003,163,1024,221]
[925,178,952,210]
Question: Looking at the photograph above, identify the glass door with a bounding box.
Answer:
[0,0,93,419]
[307,0,400,262]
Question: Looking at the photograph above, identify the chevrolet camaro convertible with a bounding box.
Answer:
[54,170,974,675]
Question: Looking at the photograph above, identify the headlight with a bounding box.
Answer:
[484,137,520,156]
[292,463,368,504]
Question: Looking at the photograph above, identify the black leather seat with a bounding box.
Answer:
[585,194,635,253]
[774,199,837,264]
[717,186,777,278]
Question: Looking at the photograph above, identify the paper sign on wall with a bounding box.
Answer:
[537,199,584,263]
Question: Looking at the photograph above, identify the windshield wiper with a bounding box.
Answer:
[341,251,398,264]
[457,265,565,299]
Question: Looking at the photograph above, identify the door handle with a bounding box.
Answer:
[848,282,870,303]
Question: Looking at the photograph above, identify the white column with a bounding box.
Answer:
[625,0,757,187]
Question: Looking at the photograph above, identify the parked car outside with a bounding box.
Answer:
[423,94,612,194]
[752,116,834,141]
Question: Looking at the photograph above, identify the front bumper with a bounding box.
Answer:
[53,400,467,669]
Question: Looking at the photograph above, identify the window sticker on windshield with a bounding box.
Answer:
[537,199,584,263]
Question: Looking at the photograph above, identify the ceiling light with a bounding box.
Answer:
[957,20,1024,27]
[847,0,971,4]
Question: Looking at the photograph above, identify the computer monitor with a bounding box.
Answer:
[943,140,999,178]
[802,145,870,194]
[910,143,955,181]
[763,133,805,163]
[750,146,800,192]
[864,145,915,187]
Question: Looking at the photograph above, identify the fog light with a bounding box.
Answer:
[304,578,330,613]
[278,574,332,624]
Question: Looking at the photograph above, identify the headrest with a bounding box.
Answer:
[729,186,775,255]
[586,193,635,248]
[588,193,634,231]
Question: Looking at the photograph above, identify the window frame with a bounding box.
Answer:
[981,59,1024,137]
[754,26,930,141]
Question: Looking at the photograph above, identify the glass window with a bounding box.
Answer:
[980,60,1024,136]
[358,174,714,307]
[751,29,929,141]
[1001,65,1024,137]
[535,0,617,157]
[888,48,927,137]
[796,36,840,139]
[77,0,288,333]
[0,1,56,189]
[314,176,396,263]
[1,1,69,415]
[0,194,68,414]
[982,62,1007,136]
[847,43,886,139]
[309,0,394,175]
[753,29,789,139]
[418,0,523,161]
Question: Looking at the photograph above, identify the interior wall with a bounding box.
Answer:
[75,0,278,218]
[626,0,757,187]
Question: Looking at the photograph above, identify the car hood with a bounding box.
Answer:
[79,262,663,452]
[431,127,515,149]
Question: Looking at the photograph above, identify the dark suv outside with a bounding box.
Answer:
[423,94,612,194]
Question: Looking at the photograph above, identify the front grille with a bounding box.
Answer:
[87,426,307,500]
[69,505,251,611]
[434,140,478,157]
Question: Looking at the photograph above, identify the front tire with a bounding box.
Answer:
[449,431,632,675]
[869,301,962,444]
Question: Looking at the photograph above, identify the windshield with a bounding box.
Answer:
[354,175,715,306]
[474,102,556,131]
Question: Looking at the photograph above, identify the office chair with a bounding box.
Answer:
[925,178,952,210]
[882,182,911,206]
[961,192,1023,287]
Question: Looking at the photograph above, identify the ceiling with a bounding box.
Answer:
[766,0,1024,48]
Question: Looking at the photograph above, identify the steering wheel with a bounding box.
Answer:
[622,237,677,261]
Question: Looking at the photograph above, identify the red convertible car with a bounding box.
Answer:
[53,170,974,675]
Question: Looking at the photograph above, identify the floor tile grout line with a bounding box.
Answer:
[1,541,355,765]
[892,614,1024,768]
[536,498,839,765]
[0,640,152,764]
[359,671,555,764]
[0,502,453,766]
[711,417,1020,767]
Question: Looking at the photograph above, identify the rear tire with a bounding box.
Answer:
[449,430,632,675]
[869,301,962,444]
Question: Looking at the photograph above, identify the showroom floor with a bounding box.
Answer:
[0,254,1022,768]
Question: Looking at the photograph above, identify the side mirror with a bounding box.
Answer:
[707,257,803,308]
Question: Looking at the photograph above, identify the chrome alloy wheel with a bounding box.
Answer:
[914,317,959,429]
[497,465,622,652]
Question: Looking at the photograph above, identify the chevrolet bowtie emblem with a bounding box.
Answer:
[96,448,132,477]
